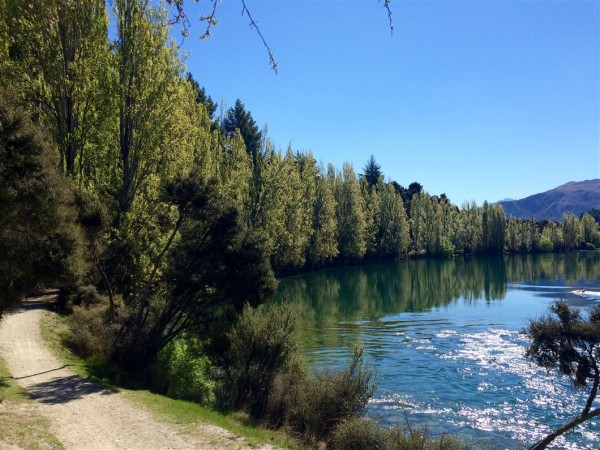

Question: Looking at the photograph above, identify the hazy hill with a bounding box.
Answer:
[498,180,600,222]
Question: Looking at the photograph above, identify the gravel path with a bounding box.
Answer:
[0,298,272,450]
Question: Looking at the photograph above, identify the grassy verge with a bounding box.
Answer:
[0,353,63,449]
[39,310,299,449]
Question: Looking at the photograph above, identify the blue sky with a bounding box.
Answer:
[180,0,599,205]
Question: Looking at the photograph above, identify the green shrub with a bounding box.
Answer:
[65,303,119,360]
[329,417,386,450]
[152,337,215,405]
[329,418,469,450]
[440,238,455,257]
[222,302,299,419]
[275,345,376,445]
[537,236,554,253]
[385,425,466,450]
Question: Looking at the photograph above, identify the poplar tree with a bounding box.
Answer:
[362,179,381,257]
[3,0,113,182]
[308,172,339,266]
[410,193,425,254]
[562,213,582,251]
[113,0,199,224]
[378,182,409,257]
[581,213,599,247]
[505,218,521,252]
[336,163,367,263]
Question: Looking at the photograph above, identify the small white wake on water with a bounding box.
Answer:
[571,289,600,299]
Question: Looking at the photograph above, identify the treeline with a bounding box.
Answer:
[3,0,599,288]
[1,0,599,321]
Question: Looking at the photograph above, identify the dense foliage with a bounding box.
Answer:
[0,93,84,312]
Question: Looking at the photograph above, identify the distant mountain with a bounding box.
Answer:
[498,180,600,222]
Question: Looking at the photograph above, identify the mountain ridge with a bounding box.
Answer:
[498,179,600,221]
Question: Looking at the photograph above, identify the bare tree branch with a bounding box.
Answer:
[199,0,220,40]
[240,0,278,74]
[165,0,192,37]
[380,0,394,33]
[166,0,394,72]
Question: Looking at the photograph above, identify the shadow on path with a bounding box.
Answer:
[28,374,118,404]
[0,365,72,381]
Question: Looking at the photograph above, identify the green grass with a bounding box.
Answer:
[0,354,29,403]
[124,390,300,449]
[40,310,300,450]
[0,353,63,449]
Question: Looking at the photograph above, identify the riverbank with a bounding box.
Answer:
[0,297,294,449]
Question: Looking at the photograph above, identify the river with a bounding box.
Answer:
[272,252,600,449]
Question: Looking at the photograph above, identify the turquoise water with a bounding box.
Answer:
[272,253,600,449]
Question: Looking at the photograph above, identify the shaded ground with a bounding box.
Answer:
[0,297,274,449]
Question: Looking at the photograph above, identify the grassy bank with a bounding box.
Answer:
[39,309,299,450]
[0,353,63,449]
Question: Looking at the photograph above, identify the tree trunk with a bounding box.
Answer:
[529,408,600,449]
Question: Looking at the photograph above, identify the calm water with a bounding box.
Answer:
[272,252,600,449]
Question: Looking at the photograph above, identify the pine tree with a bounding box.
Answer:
[223,99,262,161]
[361,154,383,187]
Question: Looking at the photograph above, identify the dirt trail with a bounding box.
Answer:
[0,298,272,450]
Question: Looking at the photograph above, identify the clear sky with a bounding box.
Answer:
[180,0,599,205]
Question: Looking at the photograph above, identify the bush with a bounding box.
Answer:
[330,418,386,450]
[152,336,215,404]
[57,284,108,312]
[537,236,554,253]
[440,238,455,257]
[271,345,376,445]
[385,426,465,450]
[222,302,299,419]
[65,303,119,361]
[328,415,467,450]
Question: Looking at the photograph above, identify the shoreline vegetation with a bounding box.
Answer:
[1,1,599,448]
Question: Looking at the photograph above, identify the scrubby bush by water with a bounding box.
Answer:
[221,302,381,445]
[221,302,299,419]
[330,418,468,450]
[268,345,375,446]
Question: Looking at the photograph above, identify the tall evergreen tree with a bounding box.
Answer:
[185,72,217,120]
[223,99,262,160]
[361,154,383,187]
[0,93,85,312]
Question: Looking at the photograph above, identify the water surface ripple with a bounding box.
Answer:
[273,253,600,449]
